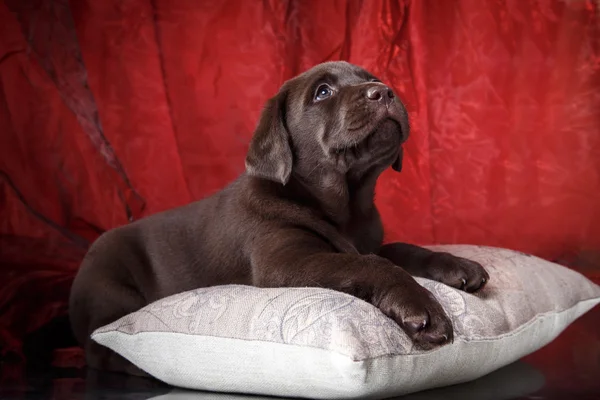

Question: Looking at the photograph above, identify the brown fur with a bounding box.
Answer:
[69,61,489,376]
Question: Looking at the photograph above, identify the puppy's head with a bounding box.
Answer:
[245,61,409,185]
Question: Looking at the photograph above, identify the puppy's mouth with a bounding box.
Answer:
[329,118,404,157]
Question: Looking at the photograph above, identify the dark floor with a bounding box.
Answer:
[1,306,599,400]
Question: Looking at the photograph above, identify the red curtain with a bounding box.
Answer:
[1,0,599,363]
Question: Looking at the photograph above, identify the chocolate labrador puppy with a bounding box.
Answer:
[69,61,489,376]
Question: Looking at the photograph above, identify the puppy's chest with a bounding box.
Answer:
[340,216,383,254]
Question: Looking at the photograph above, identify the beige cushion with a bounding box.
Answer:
[92,245,600,399]
[147,360,547,399]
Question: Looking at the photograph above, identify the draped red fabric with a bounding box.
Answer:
[1,0,599,365]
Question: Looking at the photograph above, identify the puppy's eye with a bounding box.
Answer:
[314,84,333,101]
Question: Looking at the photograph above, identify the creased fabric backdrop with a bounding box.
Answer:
[0,0,599,367]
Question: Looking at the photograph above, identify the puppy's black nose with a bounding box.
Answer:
[366,85,394,106]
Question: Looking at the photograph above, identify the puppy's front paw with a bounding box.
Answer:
[378,283,453,350]
[423,252,490,293]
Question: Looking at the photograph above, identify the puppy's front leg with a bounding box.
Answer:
[249,229,453,349]
[378,243,489,293]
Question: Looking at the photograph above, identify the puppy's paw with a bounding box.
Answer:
[378,284,453,350]
[422,252,490,293]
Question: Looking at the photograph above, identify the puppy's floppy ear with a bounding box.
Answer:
[392,147,403,172]
[245,91,293,185]
[392,113,410,172]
